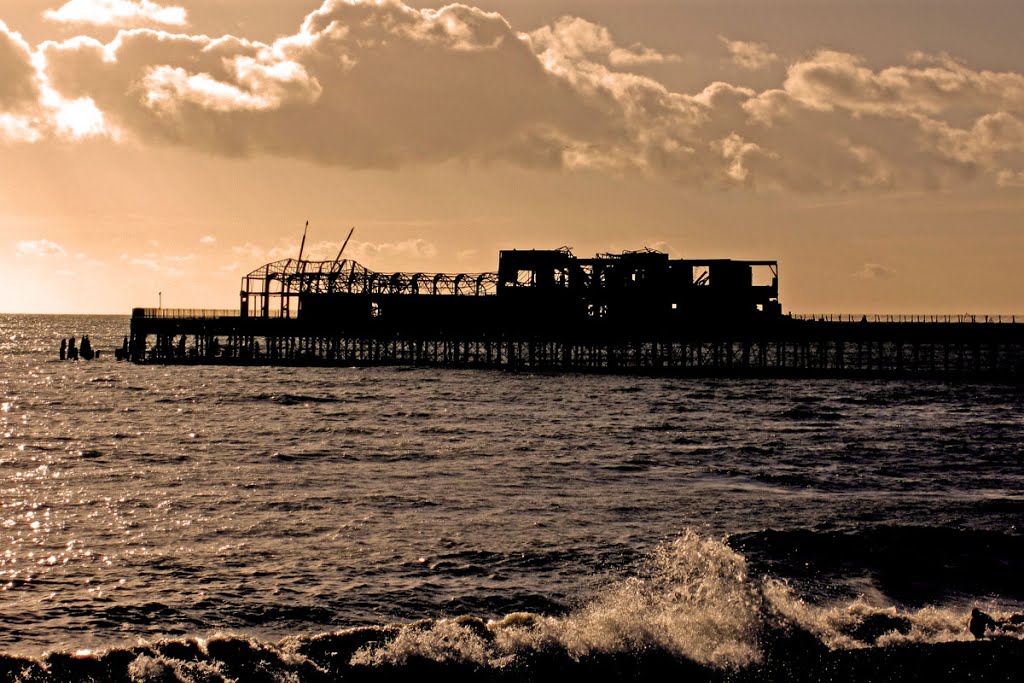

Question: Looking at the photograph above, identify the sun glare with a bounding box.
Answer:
[52,97,107,140]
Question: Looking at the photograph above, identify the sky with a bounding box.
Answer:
[1,0,1022,314]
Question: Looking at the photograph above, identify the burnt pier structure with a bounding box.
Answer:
[129,248,1024,380]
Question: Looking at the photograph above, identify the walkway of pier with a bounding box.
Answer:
[128,309,1024,380]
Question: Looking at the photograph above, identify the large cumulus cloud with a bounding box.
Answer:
[45,0,188,29]
[0,20,43,140]
[40,2,609,166]
[0,21,39,108]
[2,18,109,141]
[7,0,1024,190]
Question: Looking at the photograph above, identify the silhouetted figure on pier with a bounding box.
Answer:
[59,338,66,361]
[177,335,186,358]
[68,336,78,361]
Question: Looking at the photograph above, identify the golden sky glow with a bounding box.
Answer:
[1,0,1022,314]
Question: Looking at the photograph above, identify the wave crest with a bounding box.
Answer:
[3,530,1022,681]
[353,529,1023,673]
[356,531,763,668]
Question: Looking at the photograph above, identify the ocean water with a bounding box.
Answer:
[1,314,1022,681]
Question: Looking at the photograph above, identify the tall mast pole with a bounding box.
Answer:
[297,220,309,263]
[335,227,355,263]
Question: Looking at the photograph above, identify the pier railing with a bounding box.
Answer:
[790,314,1021,324]
[132,308,1022,324]
[133,308,240,319]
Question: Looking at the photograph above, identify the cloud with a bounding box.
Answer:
[231,242,268,262]
[0,21,44,142]
[348,238,439,262]
[2,20,111,143]
[41,3,572,166]
[996,170,1024,187]
[531,17,681,68]
[855,263,896,280]
[44,0,187,28]
[229,237,439,271]
[646,241,680,258]
[199,235,216,245]
[783,51,1024,117]
[0,22,39,110]
[119,250,192,276]
[16,239,67,257]
[0,113,41,143]
[609,45,681,68]
[16,0,1024,191]
[141,58,320,114]
[719,36,778,71]
[50,95,106,138]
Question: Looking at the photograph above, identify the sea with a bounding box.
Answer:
[1,313,1022,682]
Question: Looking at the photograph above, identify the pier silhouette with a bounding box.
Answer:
[128,248,1024,380]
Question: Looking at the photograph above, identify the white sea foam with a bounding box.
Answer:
[352,529,1021,670]
[549,529,764,666]
[355,530,766,668]
[9,525,1021,683]
[127,653,226,682]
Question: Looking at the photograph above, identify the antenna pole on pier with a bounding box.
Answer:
[335,227,355,263]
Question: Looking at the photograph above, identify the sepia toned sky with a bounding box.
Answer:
[1,0,1022,314]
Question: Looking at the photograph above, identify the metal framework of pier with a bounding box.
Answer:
[239,257,500,319]
[129,248,1024,380]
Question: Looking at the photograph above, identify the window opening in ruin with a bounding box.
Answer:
[752,264,777,287]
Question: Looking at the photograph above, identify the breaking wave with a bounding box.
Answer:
[2,531,1020,682]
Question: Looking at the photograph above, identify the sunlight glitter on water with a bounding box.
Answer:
[0,314,1022,659]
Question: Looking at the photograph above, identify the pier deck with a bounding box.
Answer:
[129,309,1024,380]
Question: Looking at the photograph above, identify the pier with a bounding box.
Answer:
[129,248,1024,380]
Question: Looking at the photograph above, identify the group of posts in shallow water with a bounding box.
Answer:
[58,336,132,361]
[58,335,95,361]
